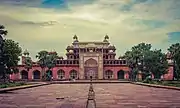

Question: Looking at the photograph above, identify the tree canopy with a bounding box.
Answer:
[36,50,49,69]
[23,50,32,71]
[3,39,22,74]
[36,51,58,80]
[144,50,168,79]
[46,52,58,70]
[168,43,180,80]
[124,43,168,80]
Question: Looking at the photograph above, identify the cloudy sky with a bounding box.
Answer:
[0,0,180,62]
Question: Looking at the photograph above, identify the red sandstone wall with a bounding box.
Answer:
[104,66,130,79]
[10,64,173,81]
[10,65,79,80]
[163,66,173,80]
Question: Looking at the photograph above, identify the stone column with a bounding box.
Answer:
[28,70,32,80]
[52,68,57,80]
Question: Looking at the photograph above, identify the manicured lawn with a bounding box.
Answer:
[144,80,180,87]
[0,82,28,88]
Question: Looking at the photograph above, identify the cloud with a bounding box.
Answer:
[167,32,180,43]
[0,0,180,62]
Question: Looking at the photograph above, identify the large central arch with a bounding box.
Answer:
[84,58,98,80]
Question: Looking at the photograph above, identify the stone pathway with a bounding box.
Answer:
[0,84,89,108]
[94,83,180,108]
[1,83,180,108]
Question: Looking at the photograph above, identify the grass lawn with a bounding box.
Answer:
[0,82,28,88]
[144,80,180,87]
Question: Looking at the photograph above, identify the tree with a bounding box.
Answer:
[0,25,8,82]
[36,51,58,80]
[46,52,58,80]
[124,43,151,80]
[46,52,58,70]
[23,50,32,71]
[144,50,168,79]
[168,43,180,80]
[36,50,48,80]
[124,43,168,81]
[3,39,22,74]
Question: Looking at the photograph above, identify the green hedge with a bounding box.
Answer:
[0,82,27,88]
[142,80,180,87]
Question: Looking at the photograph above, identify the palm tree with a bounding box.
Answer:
[36,50,48,80]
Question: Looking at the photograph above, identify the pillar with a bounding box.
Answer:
[52,68,57,80]
[28,70,33,80]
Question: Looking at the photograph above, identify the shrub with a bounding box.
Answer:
[143,77,152,83]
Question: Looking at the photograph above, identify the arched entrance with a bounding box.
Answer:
[117,70,125,79]
[84,58,98,80]
[70,70,78,79]
[21,70,28,79]
[104,70,113,79]
[33,70,40,79]
[57,69,65,79]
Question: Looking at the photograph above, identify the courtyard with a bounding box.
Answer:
[0,83,180,108]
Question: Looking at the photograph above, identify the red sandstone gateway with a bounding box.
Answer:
[10,36,173,81]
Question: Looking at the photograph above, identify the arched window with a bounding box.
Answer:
[104,70,113,79]
[69,70,78,79]
[57,69,65,79]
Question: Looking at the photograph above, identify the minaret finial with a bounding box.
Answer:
[105,34,109,40]
[73,34,79,42]
[23,49,29,56]
[103,34,109,42]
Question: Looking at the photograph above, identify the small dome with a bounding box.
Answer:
[109,50,113,53]
[104,34,109,40]
[69,50,74,53]
[108,45,115,49]
[118,56,125,59]
[48,51,57,54]
[59,56,64,59]
[103,39,108,42]
[74,39,79,42]
[67,45,74,49]
[23,50,29,56]
[73,35,78,40]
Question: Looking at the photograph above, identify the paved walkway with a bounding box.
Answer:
[94,83,180,108]
[0,84,89,108]
[0,83,180,108]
